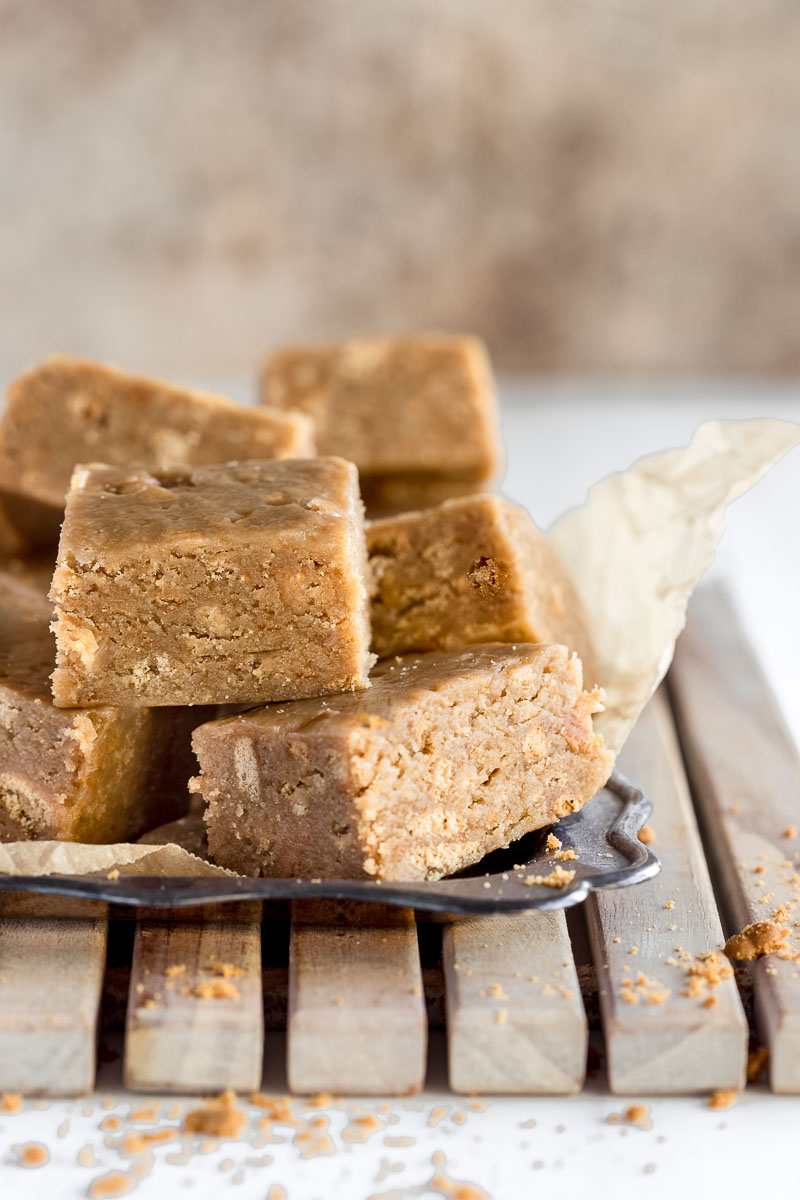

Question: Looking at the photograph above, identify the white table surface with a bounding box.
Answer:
[2,381,799,1199]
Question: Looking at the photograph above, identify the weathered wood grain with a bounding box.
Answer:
[443,910,587,1094]
[671,584,800,1093]
[288,900,427,1095]
[124,903,263,1094]
[0,894,107,1095]
[586,688,748,1093]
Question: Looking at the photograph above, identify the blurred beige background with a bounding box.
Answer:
[1,0,799,382]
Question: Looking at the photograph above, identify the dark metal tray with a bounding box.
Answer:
[0,773,659,915]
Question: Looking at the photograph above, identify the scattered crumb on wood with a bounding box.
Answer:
[724,921,789,961]
[747,1046,769,1082]
[181,979,240,1000]
[783,826,797,839]
[208,960,244,978]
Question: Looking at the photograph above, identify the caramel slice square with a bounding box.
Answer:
[193,643,612,881]
[0,356,315,545]
[368,494,597,683]
[0,575,198,842]
[262,334,501,512]
[50,458,373,707]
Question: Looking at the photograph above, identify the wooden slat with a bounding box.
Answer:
[0,895,107,1095]
[443,911,587,1094]
[586,689,748,1093]
[287,900,426,1095]
[124,903,263,1094]
[670,584,800,1093]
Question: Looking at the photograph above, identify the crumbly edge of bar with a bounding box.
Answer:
[350,648,612,881]
[49,538,373,707]
[367,495,532,658]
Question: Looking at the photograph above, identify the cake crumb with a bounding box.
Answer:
[305,1093,334,1109]
[707,1089,738,1110]
[724,921,789,961]
[747,1047,769,1082]
[663,900,675,910]
[1,1092,22,1113]
[638,826,656,845]
[165,964,186,977]
[182,980,240,1000]
[609,1104,651,1129]
[107,870,120,881]
[486,983,508,1000]
[87,1171,136,1197]
[183,1090,246,1138]
[15,1142,48,1168]
[523,865,576,889]
[783,826,797,839]
[494,1008,507,1025]
[208,960,244,978]
[624,1104,650,1128]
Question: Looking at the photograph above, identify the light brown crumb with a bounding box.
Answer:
[182,980,240,1000]
[16,1142,48,1168]
[208,960,244,978]
[165,964,186,977]
[784,826,797,839]
[703,995,718,1008]
[121,1129,176,1156]
[305,1093,333,1109]
[747,1046,769,1082]
[546,833,562,852]
[707,1089,738,1110]
[1,1092,22,1113]
[624,1104,650,1127]
[609,1104,651,1129]
[128,1104,160,1123]
[183,1090,246,1139]
[88,1172,136,1198]
[249,1095,293,1123]
[106,870,120,881]
[638,826,656,845]
[494,1009,507,1025]
[629,946,639,956]
[663,900,675,910]
[523,865,576,888]
[486,983,508,1000]
[724,921,789,961]
[100,1115,122,1132]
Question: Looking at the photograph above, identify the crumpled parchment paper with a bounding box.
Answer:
[1,416,798,877]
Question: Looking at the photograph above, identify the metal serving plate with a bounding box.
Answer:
[0,773,659,915]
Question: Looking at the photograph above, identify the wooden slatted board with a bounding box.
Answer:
[671,585,800,1093]
[124,903,264,1094]
[587,688,748,1093]
[287,900,427,1096]
[443,911,587,1094]
[0,894,107,1096]
[2,584,797,1098]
